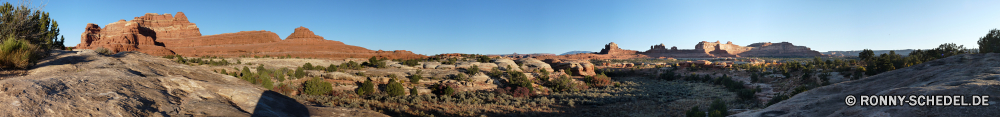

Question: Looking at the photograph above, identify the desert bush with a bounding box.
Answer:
[276,72,286,82]
[409,74,422,84]
[327,64,337,72]
[564,68,573,76]
[686,106,705,117]
[0,38,37,69]
[303,77,332,95]
[410,87,419,96]
[367,56,387,68]
[356,78,375,96]
[548,75,577,92]
[94,47,114,55]
[431,83,456,96]
[477,55,490,63]
[386,79,406,97]
[442,58,457,65]
[584,73,612,87]
[303,63,313,70]
[401,59,420,67]
[294,67,306,78]
[507,71,534,93]
[709,99,728,116]
[260,76,274,90]
[466,64,479,76]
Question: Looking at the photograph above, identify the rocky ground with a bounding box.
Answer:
[0,50,386,116]
[733,53,1000,117]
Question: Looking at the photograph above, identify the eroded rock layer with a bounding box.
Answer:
[77,12,425,59]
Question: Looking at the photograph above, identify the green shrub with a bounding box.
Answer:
[477,55,490,63]
[260,76,274,90]
[94,47,114,55]
[686,106,705,117]
[326,64,337,72]
[709,99,728,116]
[410,87,419,96]
[276,72,285,82]
[294,67,306,78]
[401,59,420,67]
[564,68,573,76]
[367,56,387,68]
[466,64,479,76]
[978,29,1000,53]
[356,78,375,96]
[303,62,313,70]
[409,74,422,84]
[386,79,406,97]
[0,38,37,69]
[549,75,577,92]
[303,77,332,95]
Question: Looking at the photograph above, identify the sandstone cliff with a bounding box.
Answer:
[582,41,824,59]
[77,12,425,59]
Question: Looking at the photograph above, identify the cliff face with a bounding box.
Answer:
[586,41,825,59]
[737,42,824,57]
[77,12,425,59]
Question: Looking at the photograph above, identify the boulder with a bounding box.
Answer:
[493,58,522,72]
[545,59,596,76]
[436,65,455,69]
[515,58,553,73]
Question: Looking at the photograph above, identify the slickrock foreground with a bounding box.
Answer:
[76,12,424,59]
[0,50,386,116]
[733,53,1000,117]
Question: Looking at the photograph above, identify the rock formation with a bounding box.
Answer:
[4,50,387,116]
[543,59,596,76]
[77,12,425,59]
[598,42,638,55]
[734,53,1000,116]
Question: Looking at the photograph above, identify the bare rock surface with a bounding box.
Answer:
[733,53,1000,117]
[2,50,385,117]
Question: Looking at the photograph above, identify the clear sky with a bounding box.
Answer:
[39,0,1000,55]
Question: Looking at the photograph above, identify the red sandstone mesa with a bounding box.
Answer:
[76,12,425,59]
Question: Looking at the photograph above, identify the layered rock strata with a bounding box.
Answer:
[77,12,424,59]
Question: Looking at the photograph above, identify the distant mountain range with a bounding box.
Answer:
[560,51,594,55]
[822,49,916,57]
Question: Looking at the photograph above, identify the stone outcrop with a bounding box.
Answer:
[77,12,425,59]
[598,42,638,55]
[594,41,825,58]
[737,42,823,57]
[543,59,596,76]
[734,53,1000,116]
[515,58,553,73]
[6,50,387,116]
[285,26,325,40]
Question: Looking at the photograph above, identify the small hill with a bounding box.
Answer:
[734,53,1000,117]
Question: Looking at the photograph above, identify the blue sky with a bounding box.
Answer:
[40,0,1000,55]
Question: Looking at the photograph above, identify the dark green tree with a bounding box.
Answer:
[386,78,405,97]
[978,29,1000,53]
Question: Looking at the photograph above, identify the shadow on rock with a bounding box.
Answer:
[251,91,310,117]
